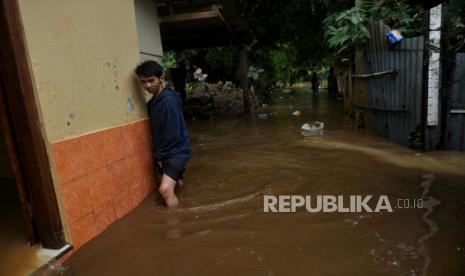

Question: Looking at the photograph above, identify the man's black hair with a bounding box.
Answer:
[135,60,164,77]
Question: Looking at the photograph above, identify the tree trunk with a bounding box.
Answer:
[236,46,252,116]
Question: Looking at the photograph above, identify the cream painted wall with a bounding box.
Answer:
[17,0,161,142]
[134,0,164,62]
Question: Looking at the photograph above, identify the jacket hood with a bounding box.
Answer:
[153,88,182,105]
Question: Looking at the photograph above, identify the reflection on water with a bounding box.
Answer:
[64,89,465,276]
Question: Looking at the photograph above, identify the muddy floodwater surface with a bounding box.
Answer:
[63,90,465,276]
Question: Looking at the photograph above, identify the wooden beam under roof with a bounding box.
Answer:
[157,1,249,50]
[159,4,220,23]
[159,10,217,23]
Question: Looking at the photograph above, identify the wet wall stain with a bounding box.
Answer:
[127,98,135,112]
[106,61,120,91]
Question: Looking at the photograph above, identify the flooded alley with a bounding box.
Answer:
[2,1,464,275]
[62,90,465,276]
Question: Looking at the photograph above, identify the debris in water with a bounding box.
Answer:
[300,121,324,137]
[300,130,324,137]
[301,121,324,131]
[258,113,268,119]
[291,110,301,116]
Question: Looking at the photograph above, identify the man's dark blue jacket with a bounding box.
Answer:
[147,88,191,168]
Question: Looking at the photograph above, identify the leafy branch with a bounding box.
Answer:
[323,0,424,58]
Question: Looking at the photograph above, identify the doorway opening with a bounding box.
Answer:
[0,0,69,273]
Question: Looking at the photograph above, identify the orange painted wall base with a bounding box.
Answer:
[52,119,157,252]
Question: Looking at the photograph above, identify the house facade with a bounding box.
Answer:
[1,0,165,259]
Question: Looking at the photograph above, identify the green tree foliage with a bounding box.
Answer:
[204,47,236,73]
[447,0,465,27]
[182,49,200,60]
[378,1,424,37]
[323,2,374,55]
[162,51,176,70]
[177,0,432,92]
[247,66,265,81]
[227,0,355,94]
[203,47,238,82]
[269,42,298,85]
[235,0,353,67]
[323,0,425,58]
[444,0,465,52]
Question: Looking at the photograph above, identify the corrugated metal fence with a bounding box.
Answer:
[445,53,465,150]
[352,22,424,146]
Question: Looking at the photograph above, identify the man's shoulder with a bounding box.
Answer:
[159,91,180,105]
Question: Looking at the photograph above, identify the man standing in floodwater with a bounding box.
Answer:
[135,60,191,208]
[327,68,338,98]
[311,72,320,94]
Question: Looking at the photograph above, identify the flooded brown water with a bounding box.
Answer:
[63,89,465,276]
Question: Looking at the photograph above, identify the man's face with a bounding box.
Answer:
[138,75,163,94]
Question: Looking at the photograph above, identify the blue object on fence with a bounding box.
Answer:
[387,30,403,44]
